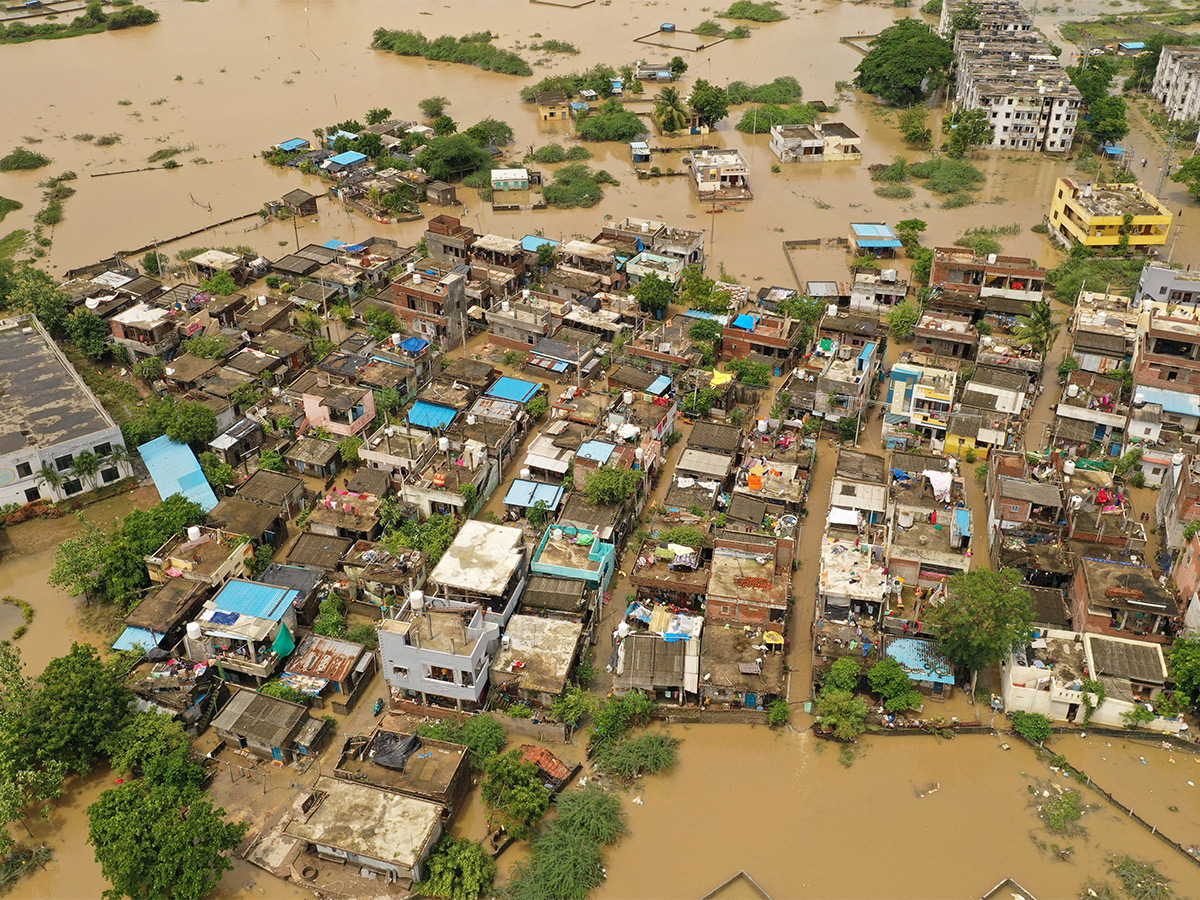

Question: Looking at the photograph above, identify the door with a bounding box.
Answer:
[745,692,757,710]
[272,747,284,762]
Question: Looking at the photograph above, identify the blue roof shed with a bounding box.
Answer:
[112,626,164,653]
[577,440,615,464]
[886,638,955,685]
[138,435,219,513]
[276,138,309,152]
[522,235,559,253]
[408,400,458,430]
[211,579,299,621]
[731,313,758,331]
[328,151,367,167]
[504,479,565,510]
[487,376,540,404]
[850,223,902,249]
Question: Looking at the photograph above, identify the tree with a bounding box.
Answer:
[65,308,112,360]
[550,684,598,729]
[1067,58,1117,106]
[554,785,628,845]
[632,271,674,317]
[15,644,134,776]
[100,711,189,776]
[941,108,994,157]
[668,56,688,79]
[133,356,165,383]
[414,133,493,181]
[867,657,924,712]
[688,318,723,343]
[257,448,286,472]
[338,435,363,465]
[1011,710,1053,743]
[1014,302,1061,357]
[1172,153,1200,200]
[183,333,230,359]
[688,79,729,128]
[165,402,218,445]
[1131,33,1167,92]
[355,131,383,158]
[198,451,234,496]
[677,264,732,313]
[1084,95,1129,146]
[481,749,551,839]
[526,395,549,419]
[814,689,868,741]
[199,270,237,296]
[365,106,392,125]
[652,87,690,134]
[823,657,862,693]
[948,0,980,34]
[886,299,921,338]
[927,568,1033,680]
[463,117,514,147]
[417,714,507,773]
[34,463,61,495]
[433,114,458,136]
[536,242,559,270]
[1169,634,1200,708]
[417,836,496,900]
[419,96,450,119]
[71,449,101,490]
[855,20,953,105]
[582,465,640,506]
[575,100,647,142]
[896,217,928,250]
[897,106,932,148]
[11,267,69,335]
[88,775,247,900]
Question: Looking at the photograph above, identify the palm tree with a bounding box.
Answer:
[1014,302,1061,358]
[71,451,100,491]
[35,464,61,497]
[653,87,689,135]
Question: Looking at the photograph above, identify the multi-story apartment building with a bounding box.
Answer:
[390,259,467,349]
[1048,178,1172,251]
[1137,263,1200,308]
[1152,46,1200,122]
[881,360,958,448]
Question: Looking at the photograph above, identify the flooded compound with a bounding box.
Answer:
[596,725,1200,900]
[1,0,1197,282]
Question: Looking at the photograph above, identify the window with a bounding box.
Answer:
[24,488,39,503]
[720,606,731,615]
[62,478,82,496]
[101,467,119,483]
[1010,504,1020,513]
[15,462,31,479]
[392,666,409,679]
[1152,467,1163,476]
[55,454,73,472]
[94,442,112,457]
[461,670,474,687]
[1144,427,1153,436]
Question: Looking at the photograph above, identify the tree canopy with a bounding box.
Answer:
[632,271,674,316]
[582,465,641,506]
[941,108,994,158]
[414,133,494,181]
[481,749,551,839]
[689,79,729,128]
[855,20,953,105]
[927,568,1034,676]
[416,836,496,900]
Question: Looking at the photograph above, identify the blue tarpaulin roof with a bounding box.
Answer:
[487,376,539,404]
[851,223,902,248]
[887,638,955,685]
[1119,41,1145,49]
[277,138,308,152]
[113,626,163,652]
[1134,386,1200,419]
[322,239,346,249]
[399,336,429,353]
[577,440,615,463]
[212,579,298,621]
[504,479,565,510]
[683,309,730,325]
[731,313,757,331]
[521,235,559,252]
[648,375,672,397]
[344,243,367,253]
[408,400,457,429]
[328,151,367,166]
[138,435,219,513]
[955,507,972,538]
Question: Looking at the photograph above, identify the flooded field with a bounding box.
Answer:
[3,0,1199,897]
[0,0,1196,283]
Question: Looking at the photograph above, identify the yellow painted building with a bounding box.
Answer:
[1048,177,1172,250]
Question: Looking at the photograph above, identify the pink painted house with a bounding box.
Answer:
[296,372,376,438]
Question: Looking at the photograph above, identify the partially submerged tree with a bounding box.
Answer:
[855,20,953,105]
[927,568,1033,689]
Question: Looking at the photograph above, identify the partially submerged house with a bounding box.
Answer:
[489,614,584,708]
[212,687,323,762]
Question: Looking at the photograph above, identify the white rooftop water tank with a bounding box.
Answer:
[186,621,203,641]
[826,304,838,318]
[987,253,998,264]
[187,525,202,542]
[757,417,768,433]
[1134,392,1146,406]
[502,300,511,312]
[414,273,422,285]
[623,391,634,405]
[392,332,402,345]
[617,621,632,638]
[520,467,532,479]
[438,436,450,452]
[1063,459,1076,475]
[1173,452,1186,466]
[467,414,477,425]
[409,590,425,610]
[1067,383,1079,398]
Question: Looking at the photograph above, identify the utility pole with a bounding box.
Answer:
[1156,127,1180,198]
[293,212,300,252]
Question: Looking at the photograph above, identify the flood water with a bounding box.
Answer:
[3,0,1200,897]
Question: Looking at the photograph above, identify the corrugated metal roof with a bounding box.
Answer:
[408,400,457,429]
[285,633,364,684]
[486,376,540,404]
[504,479,565,510]
[112,626,163,652]
[577,440,615,463]
[138,435,219,513]
[212,579,298,621]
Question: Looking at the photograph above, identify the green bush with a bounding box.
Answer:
[259,680,310,705]
[371,28,532,76]
[0,147,51,172]
[734,103,816,134]
[1012,710,1053,743]
[875,184,915,199]
[591,690,655,747]
[909,156,984,193]
[717,1,787,21]
[593,734,679,779]
[767,698,790,726]
[576,100,647,142]
[726,76,803,104]
[824,656,862,692]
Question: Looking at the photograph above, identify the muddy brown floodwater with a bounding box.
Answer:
[3,0,1200,897]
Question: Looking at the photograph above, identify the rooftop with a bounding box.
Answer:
[630,539,710,593]
[429,520,524,596]
[490,614,583,696]
[0,317,116,455]
[1060,178,1170,219]
[706,545,787,607]
[213,688,306,746]
[699,625,785,695]
[284,633,365,685]
[236,468,303,506]
[819,529,889,602]
[285,776,442,869]
[886,637,954,686]
[287,532,353,571]
[1078,558,1177,616]
[336,726,467,798]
